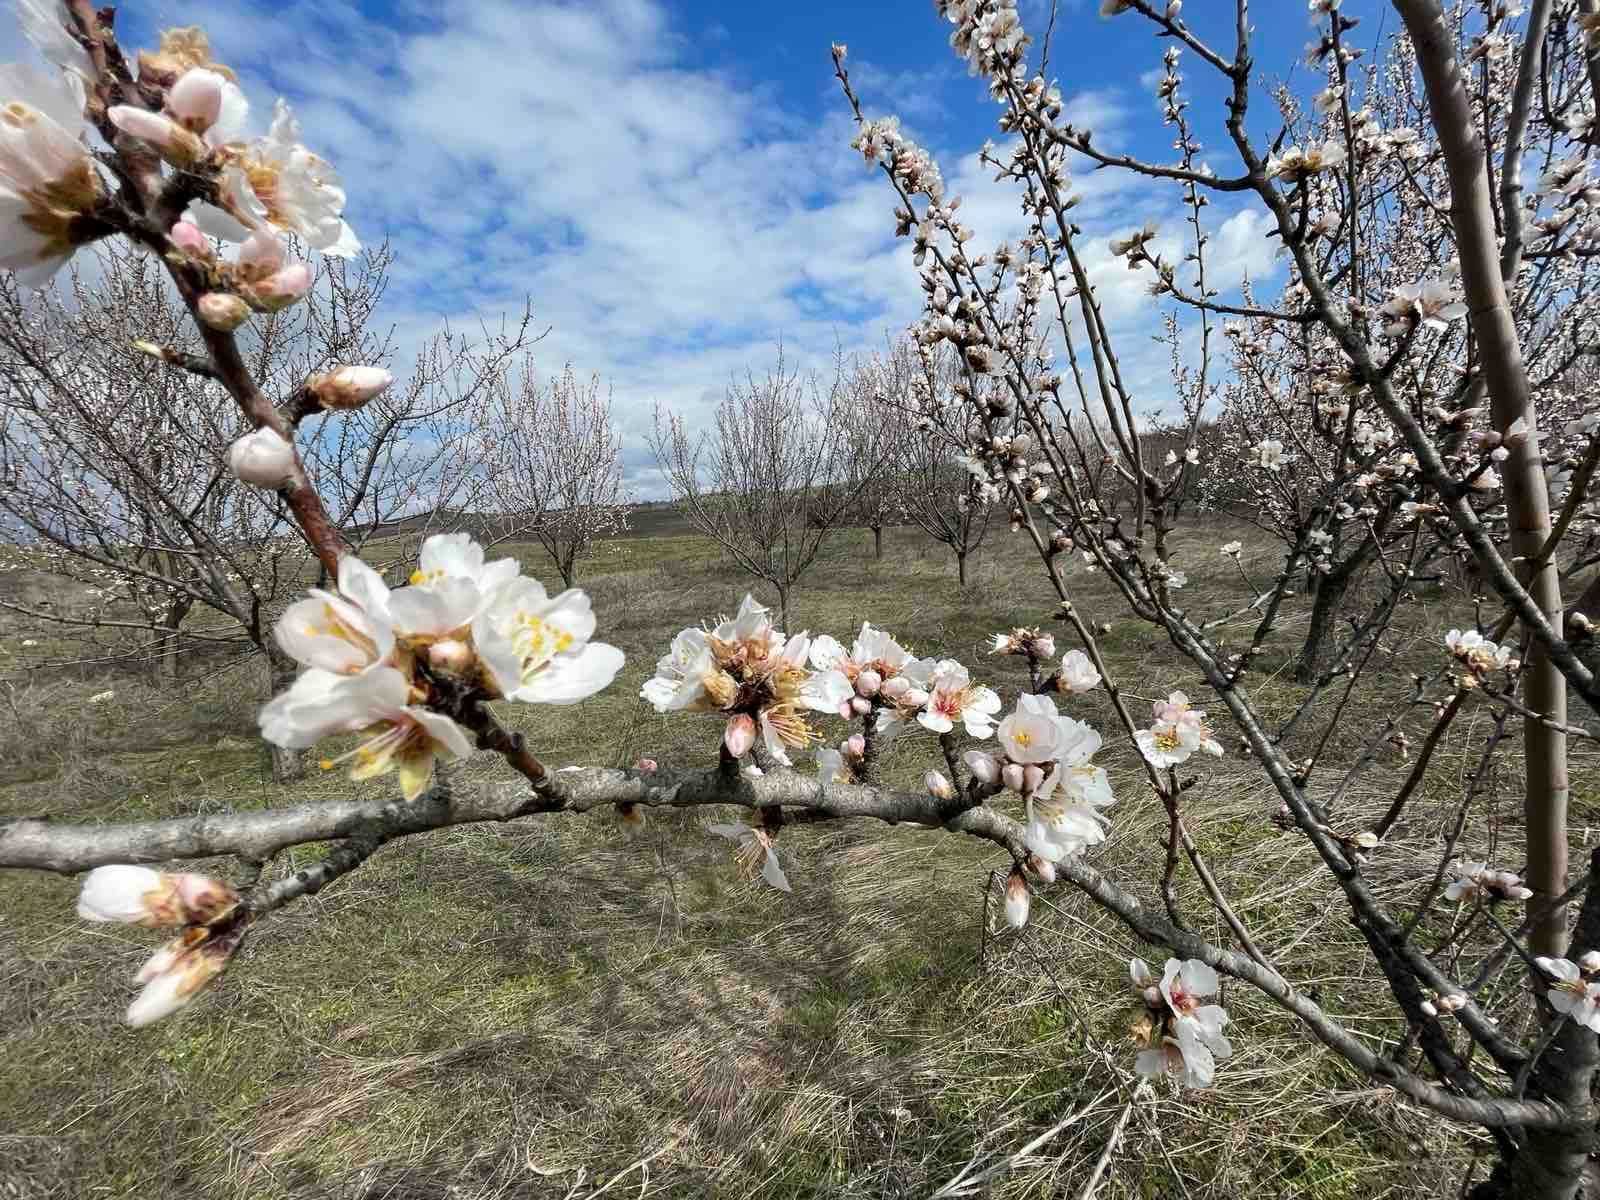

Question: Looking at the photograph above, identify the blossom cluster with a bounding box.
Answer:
[1443,859,1533,904]
[263,533,624,798]
[1135,691,1223,769]
[1129,957,1233,1088]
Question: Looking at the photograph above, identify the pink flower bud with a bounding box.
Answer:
[855,669,882,697]
[633,757,658,772]
[427,637,475,675]
[837,700,854,719]
[850,695,872,715]
[1025,853,1055,883]
[844,734,866,759]
[1143,985,1163,1009]
[724,714,756,757]
[167,67,225,132]
[963,750,998,784]
[902,688,930,708]
[925,770,955,801]
[308,365,395,410]
[880,676,910,700]
[1004,868,1030,928]
[1022,764,1046,794]
[244,263,313,312]
[1034,634,1056,658]
[1002,762,1025,792]
[197,292,250,331]
[236,230,287,275]
[168,219,211,258]
[228,426,296,488]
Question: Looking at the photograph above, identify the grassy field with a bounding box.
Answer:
[1,521,1591,1199]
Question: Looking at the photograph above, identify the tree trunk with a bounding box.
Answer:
[776,583,792,634]
[1396,0,1570,958]
[155,595,192,686]
[956,549,968,586]
[265,647,306,783]
[872,525,883,560]
[1293,570,1349,684]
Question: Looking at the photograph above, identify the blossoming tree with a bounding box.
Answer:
[3,3,1600,1198]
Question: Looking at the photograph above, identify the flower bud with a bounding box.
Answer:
[855,669,882,697]
[925,770,955,801]
[243,263,313,312]
[723,714,756,757]
[1419,999,1438,1017]
[850,695,872,715]
[1004,867,1030,928]
[963,750,998,784]
[168,219,211,258]
[902,688,930,708]
[1033,634,1056,658]
[880,676,910,700]
[1022,764,1046,794]
[128,933,234,1027]
[1002,762,1026,792]
[844,734,866,759]
[307,365,395,411]
[108,105,204,166]
[1580,951,1600,974]
[1025,853,1056,883]
[228,427,296,488]
[197,291,251,331]
[426,637,475,675]
[167,67,225,132]
[837,700,855,719]
[633,757,658,772]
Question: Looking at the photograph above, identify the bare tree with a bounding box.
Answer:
[478,359,628,587]
[836,349,909,560]
[875,336,992,584]
[652,350,863,629]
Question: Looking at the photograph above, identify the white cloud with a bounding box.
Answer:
[61,0,1270,496]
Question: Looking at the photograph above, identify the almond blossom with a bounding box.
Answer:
[0,62,105,284]
[642,595,829,765]
[1443,860,1534,903]
[263,665,471,799]
[708,821,791,892]
[188,99,359,256]
[274,556,396,676]
[1056,649,1101,694]
[1130,957,1233,1087]
[916,658,1001,736]
[1445,629,1516,676]
[472,577,624,704]
[1536,957,1600,1032]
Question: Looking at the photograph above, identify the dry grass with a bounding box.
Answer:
[0,521,1593,1198]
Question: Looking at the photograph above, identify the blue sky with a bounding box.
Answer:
[11,0,1392,495]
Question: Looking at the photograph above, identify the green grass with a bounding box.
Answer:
[0,520,1580,1198]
